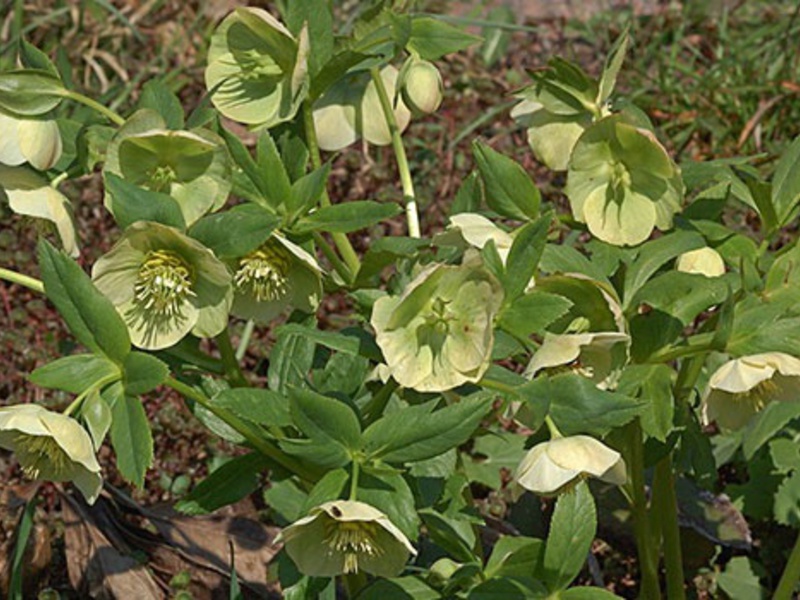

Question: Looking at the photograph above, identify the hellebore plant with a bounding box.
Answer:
[4,6,800,600]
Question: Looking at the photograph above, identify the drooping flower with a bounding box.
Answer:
[0,165,78,257]
[313,66,411,151]
[278,500,417,578]
[92,221,232,350]
[371,258,503,392]
[565,115,683,246]
[701,353,800,430]
[205,7,309,129]
[676,247,725,278]
[515,435,627,496]
[0,110,62,170]
[0,404,102,503]
[439,213,515,264]
[398,56,443,115]
[525,331,630,389]
[231,234,322,323]
[104,110,231,225]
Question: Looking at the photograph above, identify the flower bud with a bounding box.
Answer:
[400,56,443,115]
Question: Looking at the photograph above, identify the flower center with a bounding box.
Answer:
[125,250,195,343]
[148,164,177,192]
[13,434,71,480]
[736,379,780,412]
[234,240,291,302]
[324,521,382,574]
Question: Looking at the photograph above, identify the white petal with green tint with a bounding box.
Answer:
[0,112,62,170]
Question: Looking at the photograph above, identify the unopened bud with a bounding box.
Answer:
[400,57,443,115]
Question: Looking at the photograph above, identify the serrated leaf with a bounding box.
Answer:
[289,387,362,450]
[104,172,186,230]
[498,291,573,338]
[717,557,767,600]
[502,215,550,301]
[363,396,492,463]
[357,576,441,600]
[484,536,545,580]
[407,16,482,60]
[257,130,293,211]
[213,387,292,429]
[742,401,800,459]
[295,201,401,234]
[30,354,120,394]
[543,481,596,591]
[175,453,268,515]
[358,468,420,540]
[268,316,317,394]
[38,240,131,363]
[189,203,279,258]
[122,351,169,396]
[774,469,800,527]
[462,433,528,490]
[618,364,674,442]
[139,79,184,129]
[110,394,153,487]
[473,141,540,221]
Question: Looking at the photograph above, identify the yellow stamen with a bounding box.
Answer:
[13,434,71,480]
[234,240,291,302]
[324,520,382,574]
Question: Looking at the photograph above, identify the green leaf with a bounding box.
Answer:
[774,469,800,527]
[498,291,573,338]
[81,389,112,450]
[359,468,420,540]
[175,453,268,515]
[451,171,482,214]
[618,364,674,442]
[280,437,351,470]
[302,468,349,513]
[213,388,292,429]
[480,7,515,68]
[772,134,800,226]
[407,16,482,60]
[139,79,184,129]
[9,499,36,600]
[622,230,705,308]
[356,577,441,600]
[104,172,186,230]
[294,201,402,234]
[287,164,331,219]
[540,244,611,286]
[462,433,528,490]
[268,315,317,394]
[110,394,153,487]
[543,481,596,591]
[521,373,645,437]
[284,0,333,77]
[473,141,540,221]
[122,351,169,395]
[742,401,800,459]
[356,237,431,287]
[717,557,767,600]
[19,40,59,75]
[597,28,630,104]
[257,130,293,211]
[189,203,279,258]
[556,589,622,599]
[363,396,492,463]
[38,240,131,363]
[502,215,550,301]
[0,69,64,115]
[484,536,545,580]
[289,387,362,450]
[30,354,120,394]
[467,577,547,599]
[419,509,480,563]
[629,271,731,326]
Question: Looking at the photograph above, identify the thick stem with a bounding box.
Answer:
[61,90,125,126]
[624,419,661,599]
[235,320,255,362]
[349,460,360,501]
[652,453,685,599]
[774,528,800,600]
[369,67,421,238]
[164,377,317,481]
[215,329,248,387]
[0,268,44,293]
[302,101,361,279]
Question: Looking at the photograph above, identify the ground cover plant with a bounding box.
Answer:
[2,1,800,598]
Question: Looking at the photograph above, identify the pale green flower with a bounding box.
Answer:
[278,500,416,578]
[0,165,78,257]
[104,110,231,225]
[0,404,102,503]
[313,65,411,151]
[443,213,514,263]
[92,221,232,350]
[702,353,800,430]
[515,435,627,496]
[525,331,630,389]
[565,115,683,246]
[398,56,443,115]
[0,110,62,170]
[372,258,503,392]
[231,234,322,323]
[676,247,725,278]
[205,7,308,128]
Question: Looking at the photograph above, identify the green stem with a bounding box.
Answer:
[544,415,563,438]
[774,528,800,600]
[61,90,125,126]
[648,333,715,363]
[164,377,318,481]
[215,329,248,387]
[312,231,353,284]
[369,67,421,238]
[63,373,120,416]
[0,268,44,293]
[302,100,361,279]
[349,460,360,501]
[623,419,661,599]
[235,320,255,362]
[652,454,685,599]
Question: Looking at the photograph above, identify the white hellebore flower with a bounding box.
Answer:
[515,435,627,496]
[676,247,725,278]
[0,111,62,170]
[701,352,800,430]
[0,404,102,503]
[278,500,417,577]
[447,213,514,264]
